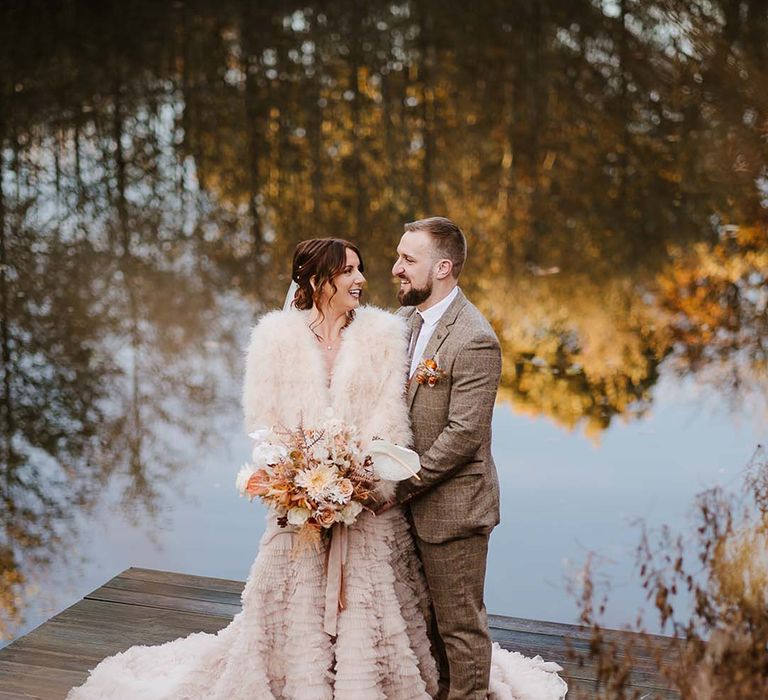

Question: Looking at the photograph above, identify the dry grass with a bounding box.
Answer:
[571,445,768,699]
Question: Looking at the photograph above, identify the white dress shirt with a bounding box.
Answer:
[409,286,459,377]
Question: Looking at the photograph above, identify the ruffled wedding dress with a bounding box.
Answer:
[67,306,567,699]
[68,509,566,700]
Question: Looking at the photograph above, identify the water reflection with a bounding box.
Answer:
[1,0,766,640]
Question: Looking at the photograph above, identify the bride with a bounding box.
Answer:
[67,238,566,699]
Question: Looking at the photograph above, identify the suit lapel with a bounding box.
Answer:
[407,289,467,410]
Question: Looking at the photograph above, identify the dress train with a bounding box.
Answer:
[67,510,566,700]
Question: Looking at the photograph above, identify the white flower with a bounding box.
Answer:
[287,506,311,526]
[340,501,363,525]
[251,441,287,468]
[294,464,339,500]
[248,427,271,442]
[323,417,357,439]
[328,477,354,504]
[310,444,331,463]
[328,488,348,504]
[235,463,257,496]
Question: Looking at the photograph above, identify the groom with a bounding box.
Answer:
[390,216,502,700]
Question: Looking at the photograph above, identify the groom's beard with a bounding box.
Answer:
[397,274,433,306]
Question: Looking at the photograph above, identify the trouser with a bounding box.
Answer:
[414,532,492,700]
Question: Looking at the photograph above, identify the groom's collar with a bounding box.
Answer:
[433,286,465,328]
[417,286,459,327]
[405,286,465,325]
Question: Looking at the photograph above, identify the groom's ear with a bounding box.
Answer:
[435,259,453,280]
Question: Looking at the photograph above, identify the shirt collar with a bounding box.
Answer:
[417,286,459,326]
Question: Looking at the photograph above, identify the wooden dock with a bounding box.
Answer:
[0,567,677,699]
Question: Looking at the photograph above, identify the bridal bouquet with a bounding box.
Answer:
[235,420,379,537]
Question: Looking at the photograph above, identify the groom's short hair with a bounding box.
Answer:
[404,216,467,278]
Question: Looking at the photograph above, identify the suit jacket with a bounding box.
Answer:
[396,289,502,543]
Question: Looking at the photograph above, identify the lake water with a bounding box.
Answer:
[1,0,766,646]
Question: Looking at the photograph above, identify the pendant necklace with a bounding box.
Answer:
[310,318,349,351]
[310,328,334,351]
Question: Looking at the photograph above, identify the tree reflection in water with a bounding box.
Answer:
[0,0,766,639]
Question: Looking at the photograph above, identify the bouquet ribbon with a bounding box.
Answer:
[323,522,349,636]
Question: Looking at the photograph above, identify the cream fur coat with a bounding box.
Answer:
[242,306,412,499]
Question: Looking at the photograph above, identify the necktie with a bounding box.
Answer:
[408,312,424,364]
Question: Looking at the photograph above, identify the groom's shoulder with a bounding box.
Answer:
[395,305,414,319]
[456,294,499,346]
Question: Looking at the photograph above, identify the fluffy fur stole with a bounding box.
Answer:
[242,305,412,502]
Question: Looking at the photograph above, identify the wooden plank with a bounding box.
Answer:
[48,596,232,629]
[564,679,678,700]
[0,647,96,673]
[489,613,678,649]
[0,660,85,697]
[85,584,241,618]
[117,567,244,594]
[94,573,242,607]
[492,651,674,694]
[492,627,670,672]
[489,616,680,690]
[7,601,230,661]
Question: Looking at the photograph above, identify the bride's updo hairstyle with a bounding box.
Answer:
[290,238,364,316]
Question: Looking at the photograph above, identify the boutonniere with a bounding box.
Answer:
[414,356,445,387]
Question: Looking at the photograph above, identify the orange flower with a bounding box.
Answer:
[337,478,354,499]
[413,356,445,387]
[273,488,293,509]
[291,495,312,510]
[316,508,337,528]
[245,470,270,497]
[289,449,306,466]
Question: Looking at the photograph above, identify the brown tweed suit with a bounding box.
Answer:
[396,289,502,700]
